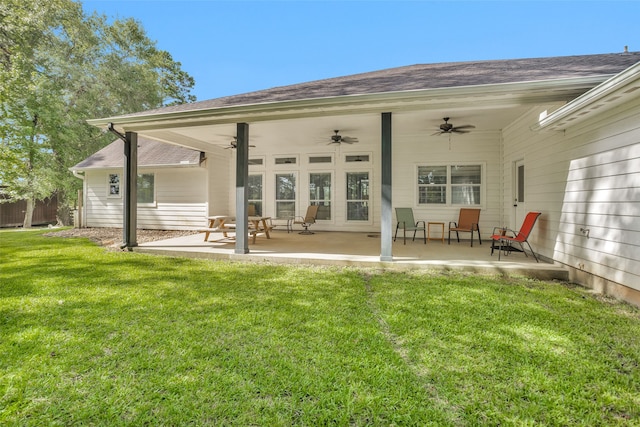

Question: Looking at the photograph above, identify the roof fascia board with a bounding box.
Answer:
[88,76,611,132]
[71,163,200,172]
[533,63,640,130]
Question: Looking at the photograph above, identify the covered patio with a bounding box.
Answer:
[134,229,569,281]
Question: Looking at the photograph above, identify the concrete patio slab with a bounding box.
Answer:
[134,230,569,281]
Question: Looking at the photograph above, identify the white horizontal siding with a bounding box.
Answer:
[392,129,503,239]
[503,102,640,291]
[83,166,208,231]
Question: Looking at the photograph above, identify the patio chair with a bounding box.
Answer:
[448,208,482,247]
[491,212,541,262]
[293,205,319,235]
[394,208,426,245]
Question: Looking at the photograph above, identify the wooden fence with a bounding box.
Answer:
[0,193,59,228]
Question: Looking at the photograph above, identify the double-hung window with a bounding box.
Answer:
[418,165,482,206]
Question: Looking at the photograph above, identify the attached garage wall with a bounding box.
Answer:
[503,100,640,295]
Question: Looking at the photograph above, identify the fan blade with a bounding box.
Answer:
[451,129,470,134]
[226,143,256,149]
[453,125,475,130]
[431,131,444,136]
[341,137,358,144]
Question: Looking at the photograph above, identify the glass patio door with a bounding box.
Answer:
[346,172,369,221]
[309,172,331,220]
[275,173,296,219]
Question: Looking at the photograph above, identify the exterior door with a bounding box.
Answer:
[514,159,526,228]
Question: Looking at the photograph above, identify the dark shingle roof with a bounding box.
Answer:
[72,137,201,170]
[123,52,640,117]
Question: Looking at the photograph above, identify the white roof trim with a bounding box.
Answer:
[533,61,640,131]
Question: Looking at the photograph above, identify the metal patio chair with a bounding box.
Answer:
[394,207,426,244]
[490,212,541,262]
[448,208,482,247]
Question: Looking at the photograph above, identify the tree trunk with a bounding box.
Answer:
[57,203,71,226]
[23,198,34,228]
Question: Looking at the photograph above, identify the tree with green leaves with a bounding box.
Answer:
[0,0,195,227]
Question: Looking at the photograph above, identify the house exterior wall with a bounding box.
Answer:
[502,100,640,301]
[392,127,503,240]
[82,166,208,230]
[227,134,381,232]
[218,119,503,235]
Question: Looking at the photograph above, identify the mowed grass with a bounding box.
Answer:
[1,229,639,426]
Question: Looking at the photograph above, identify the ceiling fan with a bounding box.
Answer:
[225,137,256,149]
[432,117,475,135]
[328,129,358,144]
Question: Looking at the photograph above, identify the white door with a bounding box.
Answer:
[513,159,526,228]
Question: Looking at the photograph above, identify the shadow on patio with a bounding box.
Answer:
[134,229,569,281]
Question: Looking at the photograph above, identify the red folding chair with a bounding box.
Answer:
[490,212,541,262]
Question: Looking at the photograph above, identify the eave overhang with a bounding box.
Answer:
[88,76,613,135]
[532,63,640,131]
[70,162,201,172]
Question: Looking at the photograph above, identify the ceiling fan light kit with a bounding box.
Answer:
[329,130,358,144]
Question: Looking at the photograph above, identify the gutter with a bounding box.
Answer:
[531,62,640,131]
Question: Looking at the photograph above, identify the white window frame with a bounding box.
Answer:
[248,173,264,216]
[307,153,334,167]
[249,156,265,168]
[344,153,372,163]
[137,173,156,207]
[416,163,484,207]
[345,169,372,223]
[273,155,299,167]
[274,171,297,219]
[107,173,121,198]
[308,171,333,222]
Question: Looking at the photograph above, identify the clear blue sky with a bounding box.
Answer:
[81,0,639,102]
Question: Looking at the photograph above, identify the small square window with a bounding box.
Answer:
[108,174,120,197]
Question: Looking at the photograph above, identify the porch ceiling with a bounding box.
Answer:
[140,106,531,153]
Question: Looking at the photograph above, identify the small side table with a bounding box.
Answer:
[428,222,445,243]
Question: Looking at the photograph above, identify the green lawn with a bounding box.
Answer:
[1,229,639,426]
